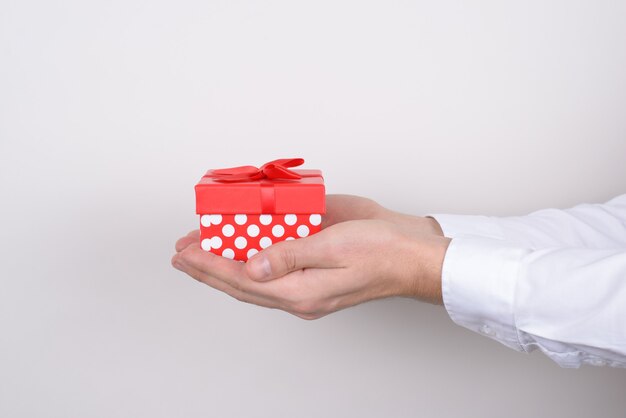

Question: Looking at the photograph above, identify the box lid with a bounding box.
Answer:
[195,165,325,215]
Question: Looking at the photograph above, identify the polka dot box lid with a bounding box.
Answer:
[194,158,325,261]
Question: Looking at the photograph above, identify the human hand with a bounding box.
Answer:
[172,219,450,319]
[322,194,444,236]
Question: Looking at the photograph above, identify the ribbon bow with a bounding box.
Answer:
[207,158,305,182]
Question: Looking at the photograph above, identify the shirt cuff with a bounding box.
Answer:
[441,236,532,352]
[427,214,505,240]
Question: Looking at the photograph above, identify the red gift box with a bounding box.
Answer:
[195,158,325,261]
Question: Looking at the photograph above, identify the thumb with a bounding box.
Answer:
[245,235,332,282]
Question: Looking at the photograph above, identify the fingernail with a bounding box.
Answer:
[248,255,272,280]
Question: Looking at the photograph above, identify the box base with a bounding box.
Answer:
[198,213,322,261]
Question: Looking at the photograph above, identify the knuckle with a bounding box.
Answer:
[292,300,319,318]
[279,247,298,272]
[293,310,322,321]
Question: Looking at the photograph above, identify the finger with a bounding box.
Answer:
[321,195,353,228]
[172,252,280,309]
[245,229,342,282]
[174,248,306,313]
[177,243,273,296]
[322,194,382,228]
[175,230,200,252]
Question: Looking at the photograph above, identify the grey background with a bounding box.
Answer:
[1,1,625,417]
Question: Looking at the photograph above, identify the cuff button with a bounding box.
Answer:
[480,324,496,336]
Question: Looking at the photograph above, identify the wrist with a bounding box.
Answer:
[386,213,445,237]
[398,234,450,304]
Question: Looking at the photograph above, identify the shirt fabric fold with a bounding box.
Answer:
[429,194,626,368]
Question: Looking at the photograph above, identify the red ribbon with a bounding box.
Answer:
[207,158,306,183]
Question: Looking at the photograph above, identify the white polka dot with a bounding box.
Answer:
[222,224,235,237]
[201,238,212,251]
[247,248,258,259]
[209,214,222,225]
[272,224,285,237]
[247,224,260,237]
[286,237,295,241]
[284,214,297,225]
[235,214,247,225]
[297,225,310,237]
[222,248,235,259]
[234,236,247,249]
[309,214,322,226]
[210,236,222,249]
[200,215,212,227]
[259,236,272,249]
[260,214,272,225]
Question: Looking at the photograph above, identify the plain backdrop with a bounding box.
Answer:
[1,1,625,417]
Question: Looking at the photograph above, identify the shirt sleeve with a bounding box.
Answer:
[442,237,626,368]
[431,194,626,368]
[429,194,626,249]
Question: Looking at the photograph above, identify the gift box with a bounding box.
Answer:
[195,158,325,261]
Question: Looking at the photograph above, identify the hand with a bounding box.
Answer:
[172,219,450,320]
[322,194,444,235]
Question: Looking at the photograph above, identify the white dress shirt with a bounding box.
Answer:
[429,194,626,368]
